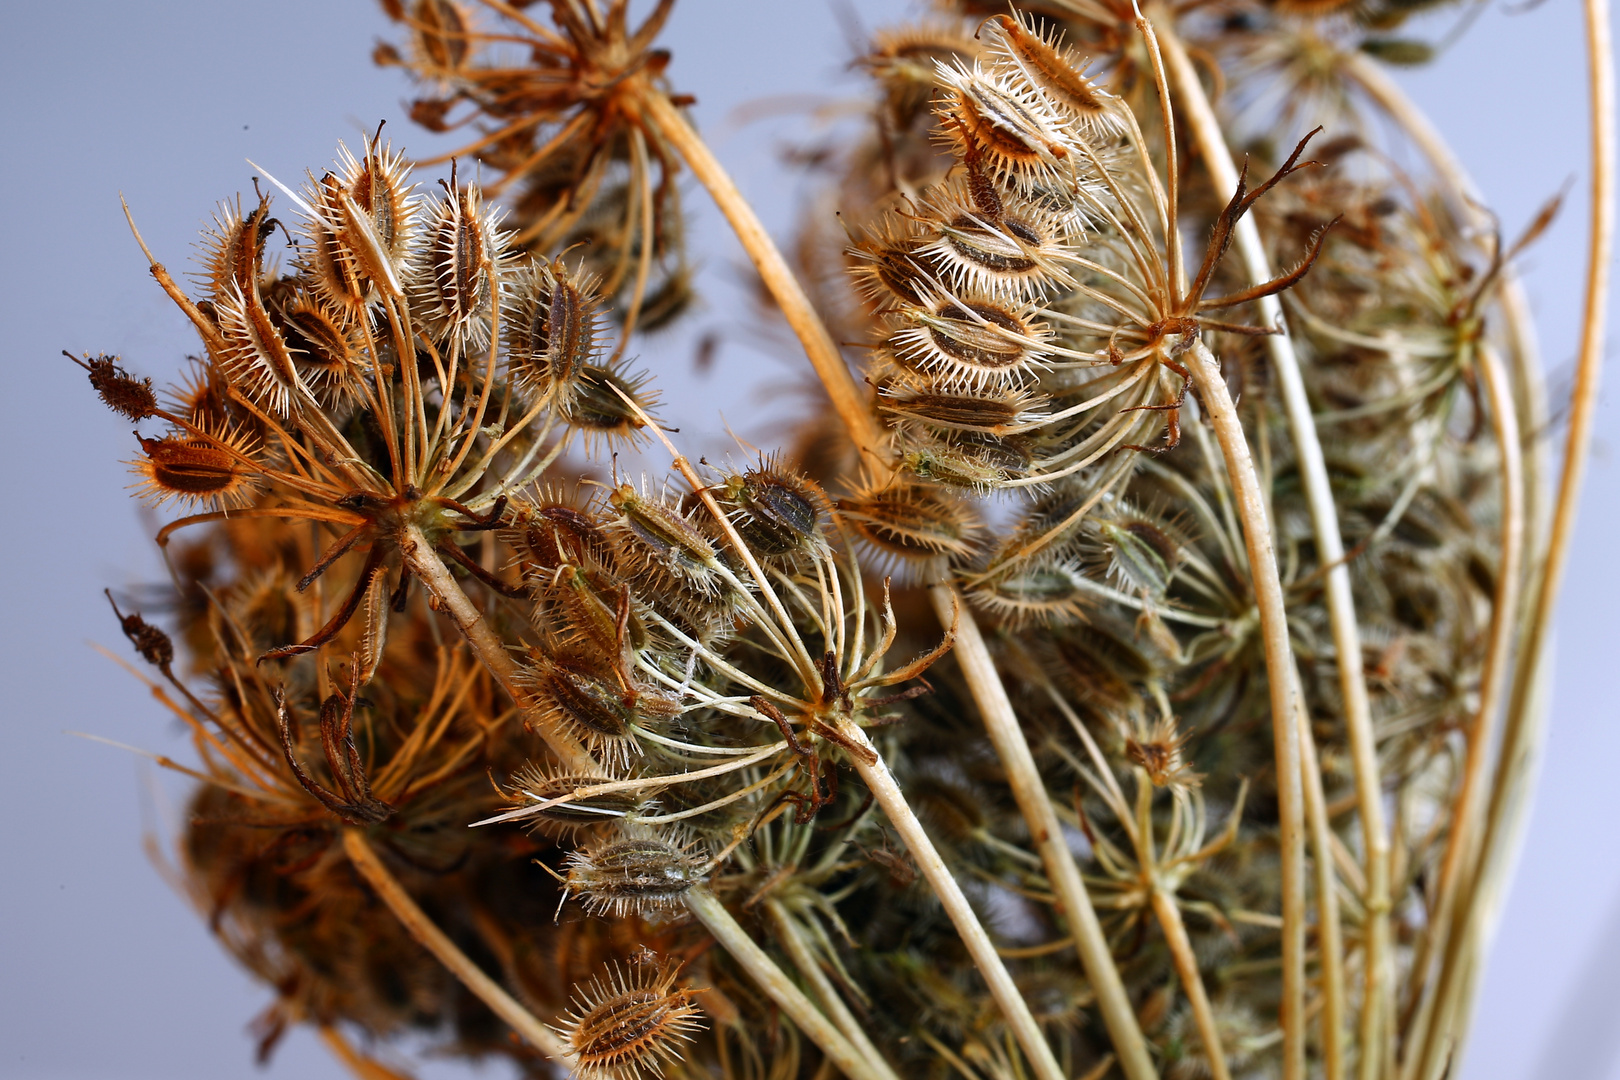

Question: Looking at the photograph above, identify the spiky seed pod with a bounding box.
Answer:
[562,827,709,918]
[410,0,470,73]
[564,365,656,445]
[510,494,616,577]
[914,181,1075,300]
[935,60,1076,188]
[900,429,1035,491]
[863,22,981,130]
[413,178,504,346]
[554,960,705,1080]
[605,482,726,597]
[506,259,603,408]
[198,197,276,303]
[965,561,1091,626]
[507,764,651,835]
[526,651,676,768]
[166,360,233,432]
[886,295,1049,389]
[878,382,1047,435]
[1098,516,1182,598]
[838,478,982,567]
[981,13,1121,133]
[298,138,417,321]
[711,463,827,561]
[75,353,157,421]
[215,283,307,417]
[130,430,258,509]
[272,292,361,403]
[848,222,937,308]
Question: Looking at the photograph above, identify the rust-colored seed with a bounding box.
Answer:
[279,300,354,377]
[81,355,157,421]
[414,0,469,70]
[309,173,371,312]
[557,962,704,1080]
[135,436,251,505]
[990,14,1112,119]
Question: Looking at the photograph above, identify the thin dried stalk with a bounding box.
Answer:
[1298,699,1346,1080]
[763,899,903,1080]
[1185,338,1308,1080]
[1155,25,1391,1077]
[830,713,1068,1080]
[929,585,1158,1080]
[636,88,886,464]
[1151,890,1230,1080]
[399,524,600,775]
[341,829,570,1063]
[686,889,893,1080]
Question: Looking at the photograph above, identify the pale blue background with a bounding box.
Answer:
[0,2,1613,1077]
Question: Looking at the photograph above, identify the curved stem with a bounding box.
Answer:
[1298,698,1346,1080]
[763,899,903,1080]
[1185,338,1307,1080]
[400,523,600,774]
[341,829,569,1063]
[830,713,1068,1080]
[635,87,887,466]
[318,1024,417,1080]
[685,888,891,1080]
[929,585,1159,1080]
[1155,26,1391,1078]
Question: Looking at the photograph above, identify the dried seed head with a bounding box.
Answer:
[606,480,725,595]
[1125,715,1201,790]
[711,461,828,561]
[847,222,937,308]
[216,283,307,417]
[302,137,417,316]
[413,175,505,346]
[887,296,1049,389]
[878,383,1046,435]
[198,197,276,303]
[966,561,1090,626]
[508,763,650,835]
[982,14,1120,133]
[273,292,361,403]
[130,429,259,509]
[863,22,980,128]
[900,430,1034,491]
[506,258,603,408]
[564,365,657,446]
[562,826,709,918]
[936,60,1075,188]
[839,478,982,568]
[554,960,704,1080]
[511,493,615,575]
[72,353,158,421]
[915,182,1074,300]
[106,590,175,671]
[526,651,675,768]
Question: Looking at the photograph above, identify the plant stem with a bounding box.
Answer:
[831,713,1068,1080]
[341,829,569,1063]
[764,899,903,1080]
[636,88,887,465]
[318,1024,417,1080]
[685,888,891,1080]
[1155,28,1390,1078]
[1185,338,1307,1080]
[400,523,600,775]
[1298,699,1346,1080]
[1151,889,1230,1080]
[929,585,1159,1080]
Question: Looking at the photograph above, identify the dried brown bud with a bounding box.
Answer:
[106,590,174,672]
[71,352,157,421]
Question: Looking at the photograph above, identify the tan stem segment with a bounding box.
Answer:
[318,1024,417,1080]
[1298,700,1346,1080]
[341,829,570,1063]
[1185,339,1307,1080]
[763,899,903,1080]
[1404,344,1528,1080]
[637,88,886,465]
[830,714,1068,1080]
[685,889,892,1080]
[1151,889,1230,1080]
[1155,26,1388,1078]
[399,523,599,775]
[929,585,1159,1080]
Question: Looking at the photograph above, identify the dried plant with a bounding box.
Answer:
[72,1,1612,1080]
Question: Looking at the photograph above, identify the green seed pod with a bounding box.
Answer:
[839,479,982,568]
[712,462,828,561]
